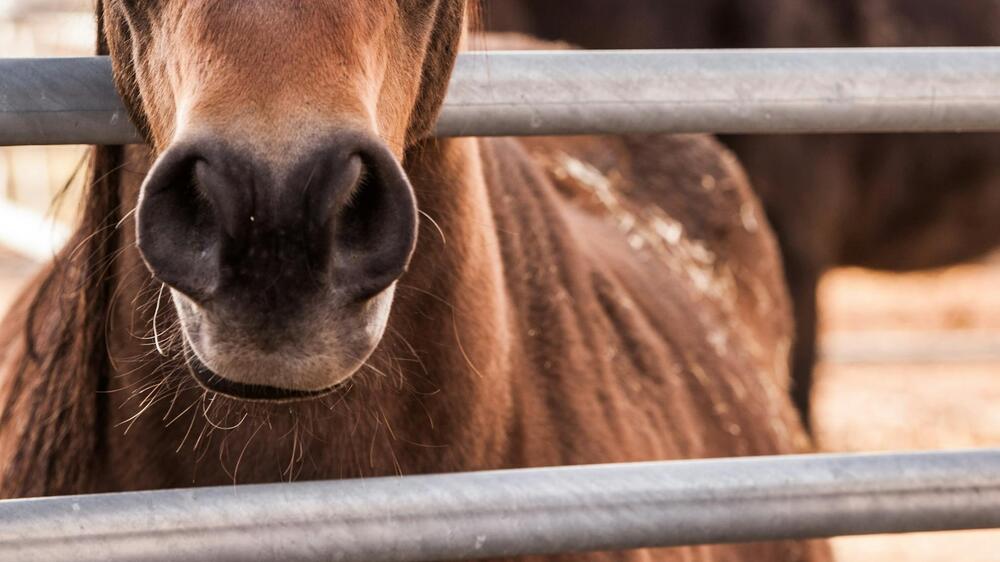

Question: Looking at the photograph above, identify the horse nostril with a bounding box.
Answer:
[135,133,418,310]
[327,142,418,301]
[136,147,226,302]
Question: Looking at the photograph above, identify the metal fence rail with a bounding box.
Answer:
[1,450,999,562]
[2,48,1000,145]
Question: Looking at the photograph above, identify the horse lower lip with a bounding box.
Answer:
[184,352,337,402]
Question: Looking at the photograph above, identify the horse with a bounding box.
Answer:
[0,2,829,560]
[485,0,1000,429]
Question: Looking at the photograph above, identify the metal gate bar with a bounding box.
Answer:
[2,449,999,562]
[2,48,1000,146]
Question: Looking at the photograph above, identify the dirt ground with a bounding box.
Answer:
[815,260,1000,561]
[0,242,996,560]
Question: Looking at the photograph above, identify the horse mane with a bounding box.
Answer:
[0,3,125,497]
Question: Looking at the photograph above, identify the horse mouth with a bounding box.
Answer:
[184,350,339,402]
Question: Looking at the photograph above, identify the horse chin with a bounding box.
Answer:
[167,280,397,403]
[183,350,344,403]
[172,295,389,403]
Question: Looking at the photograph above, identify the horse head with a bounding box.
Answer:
[101,0,466,399]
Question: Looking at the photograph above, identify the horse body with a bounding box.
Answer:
[486,0,1000,427]
[0,2,827,560]
[80,132,805,484]
[1,137,826,561]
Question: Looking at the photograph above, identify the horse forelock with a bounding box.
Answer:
[0,152,125,497]
[0,1,129,497]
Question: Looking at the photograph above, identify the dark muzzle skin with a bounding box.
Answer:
[182,349,333,402]
[135,130,418,400]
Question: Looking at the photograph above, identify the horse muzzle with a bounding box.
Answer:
[136,129,417,400]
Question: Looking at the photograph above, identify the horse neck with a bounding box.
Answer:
[100,137,518,487]
[374,136,519,467]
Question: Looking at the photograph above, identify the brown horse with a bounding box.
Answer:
[486,0,1000,428]
[0,2,828,560]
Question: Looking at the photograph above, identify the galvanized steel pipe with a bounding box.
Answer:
[0,56,136,145]
[1,450,999,562]
[2,48,1000,145]
[439,47,1000,137]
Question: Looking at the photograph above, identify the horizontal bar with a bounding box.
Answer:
[822,331,1000,365]
[0,0,91,19]
[2,48,1000,145]
[1,450,999,562]
[0,200,70,261]
[0,56,137,145]
[439,48,1000,136]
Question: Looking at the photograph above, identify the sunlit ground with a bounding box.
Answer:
[813,262,1000,561]
[2,7,999,561]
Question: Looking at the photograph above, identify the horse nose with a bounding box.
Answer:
[135,132,418,309]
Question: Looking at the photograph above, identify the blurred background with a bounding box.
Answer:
[1,2,998,560]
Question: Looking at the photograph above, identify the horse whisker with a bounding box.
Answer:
[152,283,169,357]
